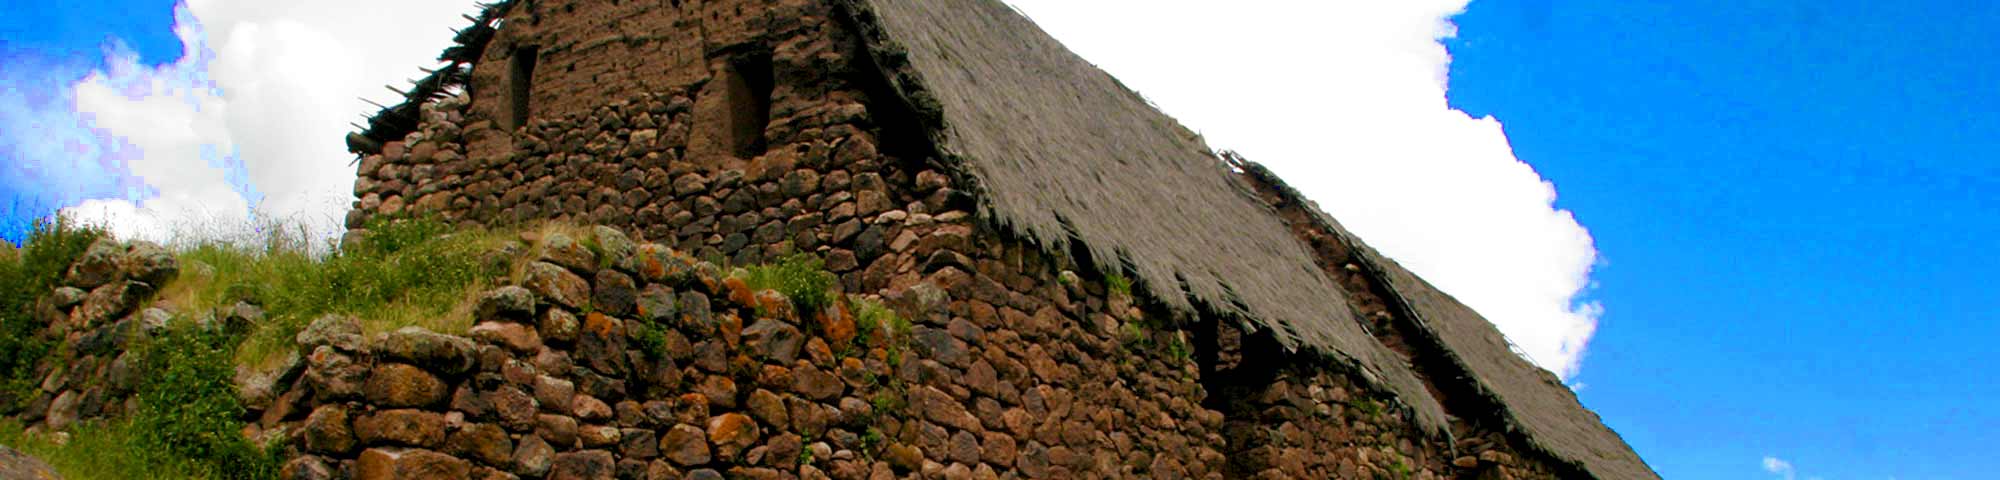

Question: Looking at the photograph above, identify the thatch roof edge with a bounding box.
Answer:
[1231,158,1659,480]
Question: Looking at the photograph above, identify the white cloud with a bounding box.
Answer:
[1002,0,1603,379]
[1765,456,1797,480]
[55,0,480,245]
[1763,455,1827,480]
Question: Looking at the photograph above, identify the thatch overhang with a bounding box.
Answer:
[1233,159,1659,479]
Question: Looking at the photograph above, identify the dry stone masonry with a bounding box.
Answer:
[5,0,1657,479]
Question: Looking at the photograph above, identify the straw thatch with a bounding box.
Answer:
[1232,157,1659,479]
[836,0,1450,432]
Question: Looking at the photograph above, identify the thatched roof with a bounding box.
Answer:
[1233,159,1658,479]
[839,0,1652,477]
[836,0,1450,432]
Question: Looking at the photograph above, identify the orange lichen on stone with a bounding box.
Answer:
[817,301,856,346]
[723,277,756,308]
[582,312,618,337]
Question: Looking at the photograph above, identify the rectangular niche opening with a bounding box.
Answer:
[508,45,540,130]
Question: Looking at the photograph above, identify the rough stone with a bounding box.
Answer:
[280,455,336,480]
[541,308,581,344]
[549,450,616,480]
[355,409,448,448]
[303,404,359,455]
[740,319,804,364]
[911,386,981,432]
[525,261,592,309]
[365,363,449,408]
[512,434,555,477]
[64,237,125,289]
[635,284,678,324]
[791,366,844,402]
[660,424,712,466]
[706,413,761,460]
[447,423,514,467]
[470,321,544,354]
[592,269,638,316]
[306,346,369,401]
[579,424,622,448]
[540,232,599,272]
[374,327,477,375]
[45,390,79,430]
[297,314,364,351]
[573,394,614,422]
[355,448,470,480]
[577,313,629,375]
[537,414,581,448]
[476,286,539,321]
[488,386,539,431]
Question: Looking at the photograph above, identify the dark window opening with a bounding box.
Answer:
[509,46,540,130]
[723,52,775,158]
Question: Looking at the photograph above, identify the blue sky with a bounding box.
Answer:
[1447,0,1998,478]
[0,0,183,238]
[3,1,1997,479]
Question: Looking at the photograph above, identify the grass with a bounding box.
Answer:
[150,216,512,371]
[1105,272,1132,297]
[0,216,104,410]
[1354,398,1385,419]
[0,418,207,479]
[737,254,836,315]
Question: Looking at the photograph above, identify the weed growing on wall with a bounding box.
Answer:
[740,254,835,314]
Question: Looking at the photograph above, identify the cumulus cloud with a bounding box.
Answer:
[23,0,480,245]
[1002,0,1603,378]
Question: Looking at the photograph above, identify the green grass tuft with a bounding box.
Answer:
[1105,272,1132,297]
[739,254,836,315]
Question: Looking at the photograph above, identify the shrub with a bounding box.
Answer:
[127,327,281,479]
[0,216,104,409]
[740,254,836,315]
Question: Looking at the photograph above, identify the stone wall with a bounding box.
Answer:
[346,0,881,240]
[8,237,180,434]
[266,216,1230,479]
[320,0,1582,477]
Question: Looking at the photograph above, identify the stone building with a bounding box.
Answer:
[324,0,1657,478]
